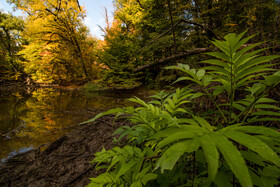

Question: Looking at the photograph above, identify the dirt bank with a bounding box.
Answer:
[0,115,127,187]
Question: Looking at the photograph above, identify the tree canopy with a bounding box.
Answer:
[1,0,280,86]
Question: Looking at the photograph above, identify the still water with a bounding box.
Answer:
[0,87,151,163]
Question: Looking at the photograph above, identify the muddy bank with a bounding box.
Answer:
[0,115,128,187]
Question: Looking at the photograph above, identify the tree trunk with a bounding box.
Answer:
[167,0,177,52]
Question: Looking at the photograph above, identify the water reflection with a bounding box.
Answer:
[0,87,150,162]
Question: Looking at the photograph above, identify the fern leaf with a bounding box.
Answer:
[203,52,230,62]
[235,65,274,82]
[151,125,206,141]
[79,107,125,125]
[230,126,280,138]
[232,34,255,53]
[156,139,200,172]
[223,131,280,167]
[251,111,280,116]
[210,133,253,187]
[128,97,148,107]
[214,170,232,187]
[212,39,230,56]
[156,131,199,149]
[233,42,263,62]
[116,159,139,178]
[199,134,219,182]
[194,116,214,132]
[240,151,266,167]
[235,55,277,74]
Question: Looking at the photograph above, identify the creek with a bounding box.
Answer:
[0,86,152,164]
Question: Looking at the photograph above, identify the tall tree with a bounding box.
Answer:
[8,0,98,83]
[104,0,280,74]
[0,11,24,80]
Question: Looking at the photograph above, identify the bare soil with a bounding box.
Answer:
[0,115,127,187]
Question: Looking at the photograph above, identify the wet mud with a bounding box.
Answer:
[0,115,127,187]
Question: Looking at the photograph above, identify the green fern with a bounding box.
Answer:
[85,32,280,187]
[87,146,157,187]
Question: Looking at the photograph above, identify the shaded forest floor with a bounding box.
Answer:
[0,114,126,187]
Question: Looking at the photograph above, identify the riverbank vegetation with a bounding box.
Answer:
[1,0,280,186]
[1,0,280,88]
[85,32,280,186]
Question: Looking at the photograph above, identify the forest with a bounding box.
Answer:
[1,0,280,186]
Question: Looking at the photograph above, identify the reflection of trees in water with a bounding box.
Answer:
[0,87,150,160]
[0,91,32,133]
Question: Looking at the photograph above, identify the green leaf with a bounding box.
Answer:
[166,98,176,109]
[265,70,280,86]
[254,104,280,110]
[128,97,148,107]
[204,66,230,76]
[203,52,230,62]
[156,131,198,149]
[79,107,124,125]
[260,165,280,178]
[212,39,230,56]
[201,59,230,69]
[214,170,232,187]
[232,33,255,53]
[235,65,274,82]
[247,83,266,95]
[257,98,278,103]
[229,126,280,139]
[116,159,138,178]
[210,133,253,187]
[232,103,245,111]
[149,100,161,105]
[141,173,157,185]
[196,69,206,79]
[235,55,277,74]
[131,180,142,187]
[249,117,280,122]
[194,116,214,132]
[150,125,201,139]
[240,151,266,167]
[164,103,174,113]
[87,172,118,186]
[252,111,280,116]
[223,131,280,167]
[156,139,200,172]
[199,134,219,182]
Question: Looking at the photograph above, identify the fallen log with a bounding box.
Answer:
[134,48,209,73]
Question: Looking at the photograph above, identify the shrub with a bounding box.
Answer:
[84,31,280,187]
[82,82,100,92]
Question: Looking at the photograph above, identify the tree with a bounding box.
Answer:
[100,0,280,79]
[0,11,24,80]
[8,0,98,83]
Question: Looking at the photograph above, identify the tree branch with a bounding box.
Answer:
[136,0,145,9]
[134,48,209,73]
[76,0,81,11]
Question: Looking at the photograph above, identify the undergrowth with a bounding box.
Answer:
[83,31,280,187]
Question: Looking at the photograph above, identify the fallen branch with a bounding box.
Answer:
[132,19,218,57]
[134,48,209,73]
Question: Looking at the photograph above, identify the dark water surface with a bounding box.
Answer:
[0,87,152,163]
